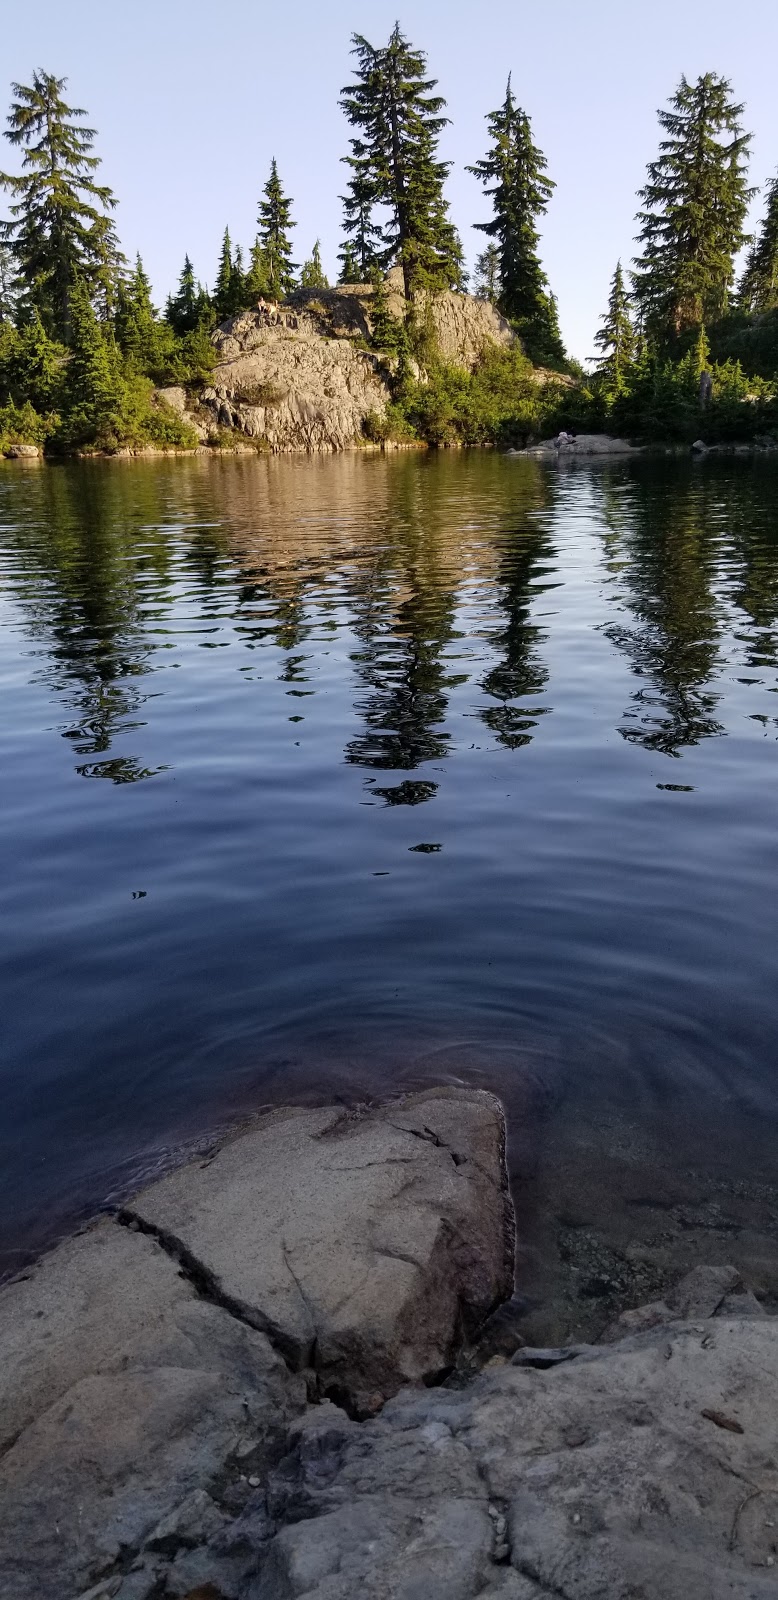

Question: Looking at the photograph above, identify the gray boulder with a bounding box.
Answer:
[129,1087,514,1413]
[260,1314,778,1598]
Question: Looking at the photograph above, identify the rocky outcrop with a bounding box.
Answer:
[200,273,517,452]
[3,1089,775,1600]
[262,1293,778,1600]
[0,1088,512,1600]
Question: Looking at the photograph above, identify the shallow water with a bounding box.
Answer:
[2,452,777,1324]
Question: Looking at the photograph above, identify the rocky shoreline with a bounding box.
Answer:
[2,1087,777,1599]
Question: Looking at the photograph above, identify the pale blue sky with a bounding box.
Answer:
[3,0,777,359]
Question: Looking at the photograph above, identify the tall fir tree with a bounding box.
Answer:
[340,25,463,298]
[338,243,360,284]
[467,77,563,362]
[300,240,329,288]
[594,261,635,393]
[739,171,778,313]
[473,244,501,302]
[0,72,123,341]
[231,244,246,311]
[633,73,753,340]
[258,160,296,300]
[115,254,159,369]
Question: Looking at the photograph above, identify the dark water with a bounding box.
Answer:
[2,452,778,1326]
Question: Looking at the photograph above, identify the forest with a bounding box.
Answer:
[1,26,778,455]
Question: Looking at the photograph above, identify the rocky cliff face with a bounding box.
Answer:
[197,273,516,454]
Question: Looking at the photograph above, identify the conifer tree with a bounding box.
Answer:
[115,254,159,369]
[231,244,246,311]
[258,160,296,300]
[467,77,563,362]
[473,244,501,302]
[165,254,212,334]
[61,277,123,442]
[244,238,271,300]
[0,72,123,341]
[739,171,778,313]
[4,306,63,410]
[594,261,635,393]
[633,73,753,339]
[338,244,360,284]
[340,25,463,298]
[165,254,197,332]
[0,241,17,322]
[213,227,234,319]
[338,169,383,280]
[300,240,329,289]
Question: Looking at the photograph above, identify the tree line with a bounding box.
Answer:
[1,29,778,454]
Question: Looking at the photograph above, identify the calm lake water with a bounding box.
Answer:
[2,452,778,1323]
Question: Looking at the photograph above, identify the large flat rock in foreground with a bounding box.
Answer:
[0,1087,512,1599]
[129,1086,513,1412]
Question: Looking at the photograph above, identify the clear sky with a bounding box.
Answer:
[3,0,777,360]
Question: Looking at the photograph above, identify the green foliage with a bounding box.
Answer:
[245,238,271,300]
[0,309,64,410]
[165,254,213,335]
[340,25,463,297]
[0,71,124,340]
[368,267,408,356]
[213,227,247,319]
[258,160,296,300]
[0,398,57,450]
[468,77,564,362]
[115,255,162,370]
[593,262,635,395]
[473,244,500,302]
[739,171,778,313]
[633,73,753,340]
[300,240,329,289]
[338,169,383,281]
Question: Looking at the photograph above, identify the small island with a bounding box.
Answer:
[1,36,777,459]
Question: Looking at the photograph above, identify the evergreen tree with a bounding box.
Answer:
[165,254,212,334]
[473,244,501,302]
[258,160,296,300]
[213,226,234,319]
[340,25,462,298]
[338,243,361,284]
[633,73,753,340]
[467,76,563,362]
[0,72,123,341]
[244,238,271,300]
[0,306,63,410]
[115,254,159,369]
[231,244,246,311]
[61,277,123,442]
[0,240,19,321]
[338,168,383,280]
[739,171,778,313]
[300,240,329,289]
[594,261,635,393]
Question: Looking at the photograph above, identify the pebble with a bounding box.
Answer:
[248,1476,260,1488]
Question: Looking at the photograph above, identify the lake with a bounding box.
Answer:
[2,451,777,1336]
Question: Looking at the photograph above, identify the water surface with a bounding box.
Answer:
[2,452,777,1330]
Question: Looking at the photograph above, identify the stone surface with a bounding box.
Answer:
[3,441,41,458]
[130,1087,513,1411]
[204,274,517,452]
[515,432,644,458]
[0,1220,304,1600]
[258,1316,778,1599]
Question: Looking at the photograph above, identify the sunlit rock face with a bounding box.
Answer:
[202,273,516,452]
